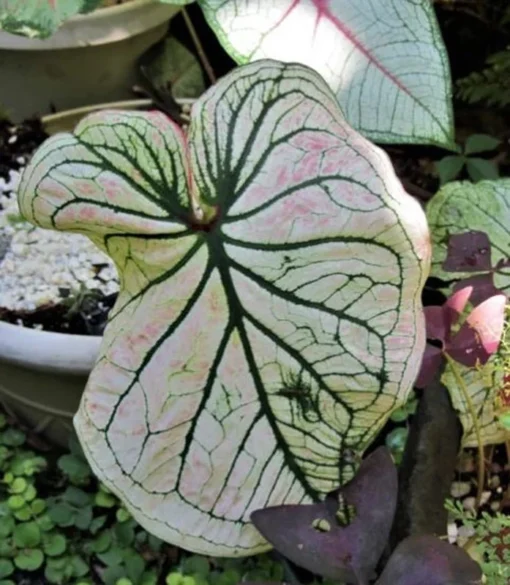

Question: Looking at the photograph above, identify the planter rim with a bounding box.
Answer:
[41,98,195,134]
[0,321,101,376]
[0,0,181,50]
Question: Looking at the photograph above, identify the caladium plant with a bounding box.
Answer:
[0,0,102,38]
[250,447,483,585]
[17,60,430,555]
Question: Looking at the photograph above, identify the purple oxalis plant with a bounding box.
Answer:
[416,231,508,389]
[250,447,482,585]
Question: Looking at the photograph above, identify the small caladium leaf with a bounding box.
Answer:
[427,180,510,296]
[196,0,455,148]
[375,534,483,585]
[18,60,429,555]
[251,448,397,584]
[0,0,102,38]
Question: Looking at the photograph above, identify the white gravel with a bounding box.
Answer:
[0,168,118,313]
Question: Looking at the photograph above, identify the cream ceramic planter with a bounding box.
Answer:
[0,322,102,447]
[0,0,181,122]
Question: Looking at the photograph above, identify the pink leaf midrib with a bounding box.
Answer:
[272,0,411,97]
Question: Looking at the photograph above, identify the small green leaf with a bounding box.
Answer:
[13,521,41,547]
[9,478,27,494]
[466,158,500,182]
[31,499,46,516]
[74,506,93,531]
[1,429,25,447]
[43,533,67,557]
[114,521,135,547]
[95,489,117,509]
[24,485,37,503]
[116,508,131,523]
[147,534,163,552]
[89,515,107,534]
[35,513,55,532]
[57,454,91,485]
[385,427,409,465]
[3,473,13,485]
[63,487,91,508]
[98,547,125,567]
[464,134,501,155]
[14,548,44,571]
[116,579,133,585]
[48,502,75,527]
[10,454,46,476]
[7,496,24,511]
[0,515,15,538]
[182,556,210,577]
[126,554,146,584]
[0,560,14,580]
[70,555,89,578]
[102,565,126,585]
[93,530,112,553]
[13,505,32,521]
[389,407,409,423]
[166,573,184,585]
[436,155,465,185]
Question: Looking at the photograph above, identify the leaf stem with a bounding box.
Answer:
[444,354,485,508]
[182,7,217,85]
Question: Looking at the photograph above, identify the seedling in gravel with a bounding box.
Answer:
[250,447,483,585]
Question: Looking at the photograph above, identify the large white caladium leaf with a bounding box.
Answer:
[427,180,510,446]
[191,0,455,148]
[18,61,430,555]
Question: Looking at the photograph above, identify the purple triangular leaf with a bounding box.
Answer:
[447,294,506,367]
[415,345,443,389]
[452,273,502,306]
[443,231,492,272]
[424,306,447,342]
[250,447,397,585]
[375,535,483,585]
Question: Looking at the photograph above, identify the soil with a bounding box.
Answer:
[0,118,47,185]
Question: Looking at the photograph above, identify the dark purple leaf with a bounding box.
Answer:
[443,231,492,272]
[415,345,443,389]
[452,274,502,306]
[375,534,483,585]
[424,306,447,342]
[250,447,397,585]
[448,294,506,367]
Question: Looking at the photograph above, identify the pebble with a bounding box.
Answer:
[462,497,476,512]
[450,481,471,498]
[447,522,458,544]
[0,169,119,313]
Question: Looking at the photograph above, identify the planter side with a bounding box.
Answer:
[0,322,101,447]
[0,1,181,122]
